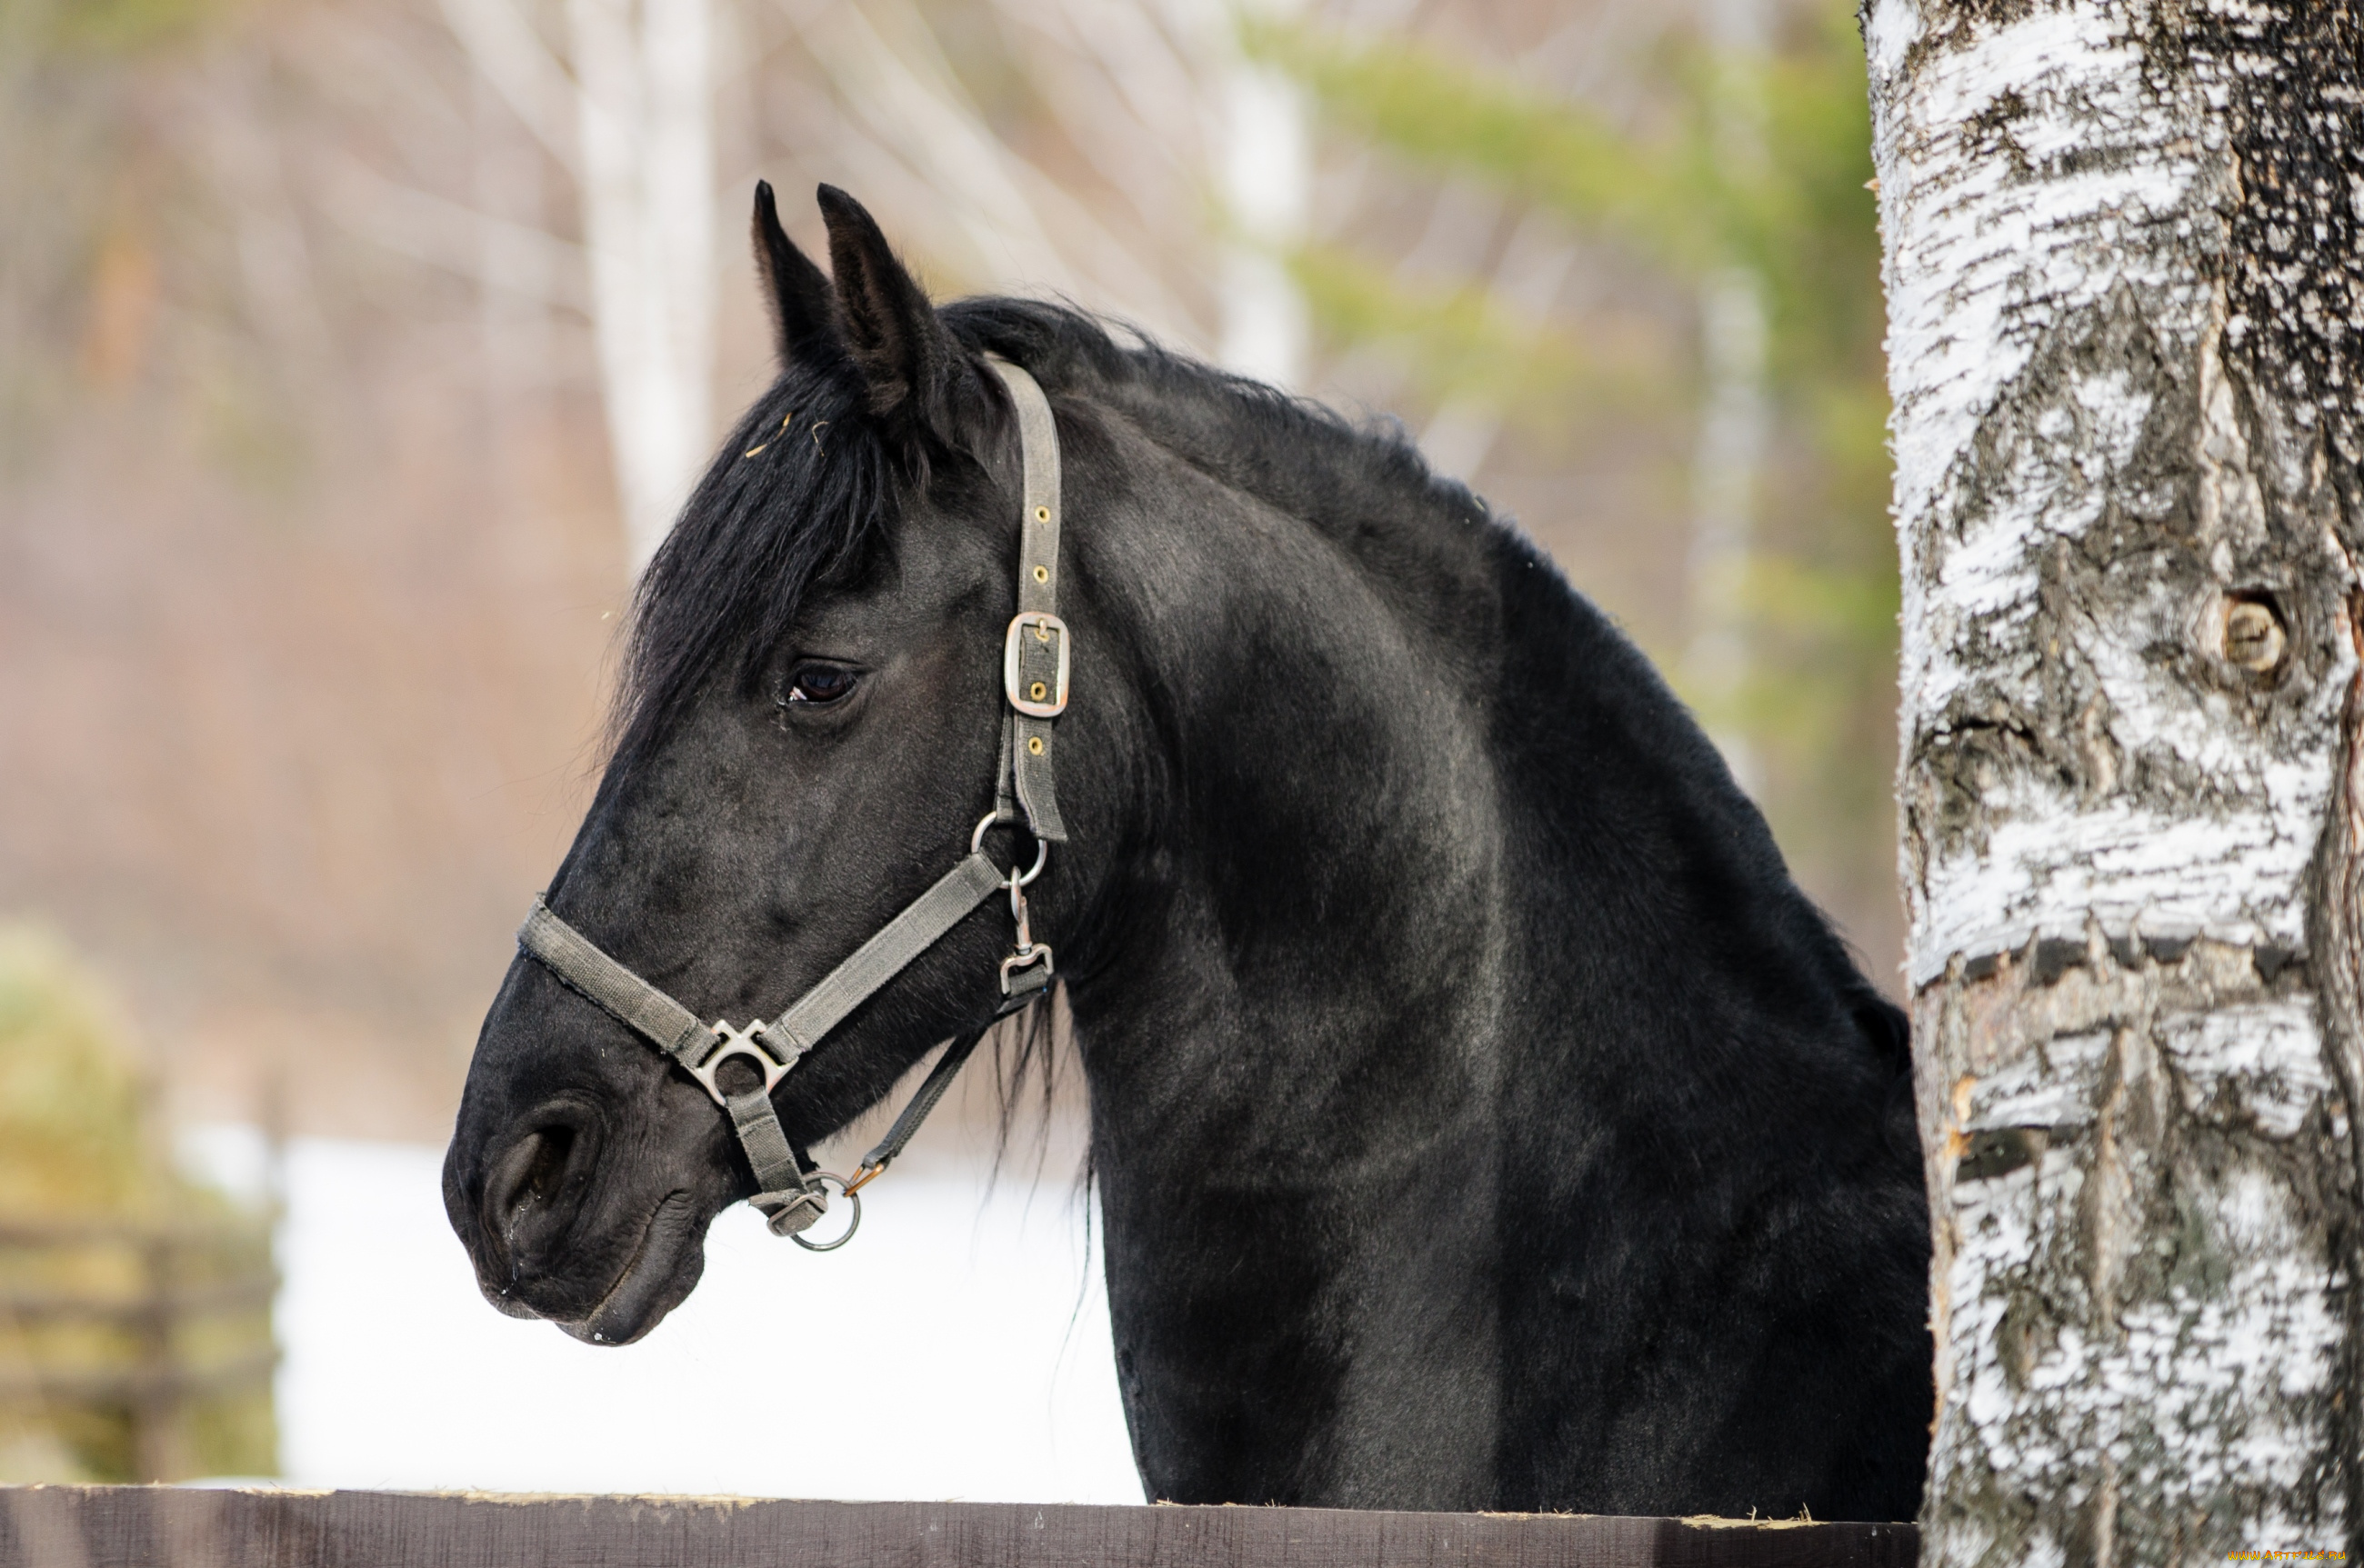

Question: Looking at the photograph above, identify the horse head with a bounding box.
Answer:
[441,185,1122,1345]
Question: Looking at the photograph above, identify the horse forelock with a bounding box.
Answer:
[606,355,897,786]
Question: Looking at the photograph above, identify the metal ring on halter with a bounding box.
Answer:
[686,1020,796,1111]
[969,812,1050,885]
[788,1173,861,1253]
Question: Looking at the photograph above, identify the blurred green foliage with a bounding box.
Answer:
[1,0,227,56]
[1287,242,1670,414]
[0,929,165,1216]
[1246,20,1718,273]
[1250,2,1900,932]
[0,925,277,1483]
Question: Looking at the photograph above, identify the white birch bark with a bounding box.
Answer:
[1867,0,2364,1558]
[568,0,715,574]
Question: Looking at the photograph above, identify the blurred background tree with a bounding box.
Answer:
[0,925,276,1483]
[1248,0,1898,954]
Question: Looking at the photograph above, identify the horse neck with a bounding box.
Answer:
[1064,398,1512,1144]
[1058,369,1896,1150]
[1048,377,1904,1503]
[1052,396,1518,1503]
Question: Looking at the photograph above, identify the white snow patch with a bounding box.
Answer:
[179,1128,1143,1502]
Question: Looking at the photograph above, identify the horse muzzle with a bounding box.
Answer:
[445,1104,715,1345]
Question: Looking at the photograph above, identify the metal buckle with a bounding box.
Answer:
[685,1020,796,1110]
[971,812,1048,884]
[758,1183,827,1238]
[787,1174,861,1252]
[1003,612,1071,718]
[999,944,1055,1002]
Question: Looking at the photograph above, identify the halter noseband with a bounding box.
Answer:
[514,357,1071,1251]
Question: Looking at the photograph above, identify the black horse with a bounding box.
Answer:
[443,184,1931,1520]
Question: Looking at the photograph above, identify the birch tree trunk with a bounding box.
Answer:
[1210,0,1309,388]
[1866,1,2364,1558]
[569,0,714,575]
[442,0,716,575]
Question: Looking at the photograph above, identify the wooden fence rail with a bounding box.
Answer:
[2,1486,1918,1568]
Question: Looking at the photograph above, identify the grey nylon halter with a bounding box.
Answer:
[515,357,1070,1251]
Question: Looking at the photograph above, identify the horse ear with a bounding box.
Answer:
[752,181,836,370]
[816,184,957,428]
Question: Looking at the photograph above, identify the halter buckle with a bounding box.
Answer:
[685,1020,798,1110]
[1003,613,1071,718]
[786,1174,862,1251]
[999,943,1055,1004]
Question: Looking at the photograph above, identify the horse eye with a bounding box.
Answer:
[781,664,857,705]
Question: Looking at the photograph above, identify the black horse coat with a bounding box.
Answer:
[442,183,1933,1521]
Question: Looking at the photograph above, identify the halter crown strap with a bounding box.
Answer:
[510,350,1069,1244]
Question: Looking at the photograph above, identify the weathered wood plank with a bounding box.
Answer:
[0,1486,1915,1568]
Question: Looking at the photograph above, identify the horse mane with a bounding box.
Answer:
[613,295,1498,792]
[942,297,1500,563]
[608,354,897,785]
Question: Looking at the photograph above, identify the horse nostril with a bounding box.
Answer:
[486,1122,586,1255]
[520,1125,575,1205]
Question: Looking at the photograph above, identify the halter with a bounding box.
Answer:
[513,357,1071,1252]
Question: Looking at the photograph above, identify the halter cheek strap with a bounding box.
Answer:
[999,352,1067,844]
[514,356,1067,1247]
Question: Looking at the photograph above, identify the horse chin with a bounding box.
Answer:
[558,1190,707,1347]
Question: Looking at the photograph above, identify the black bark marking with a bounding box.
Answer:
[2029,937,2088,987]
